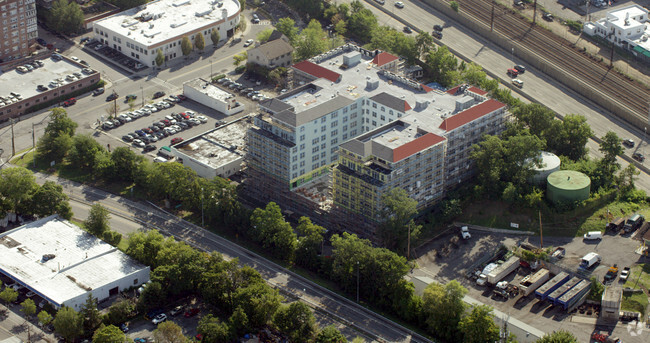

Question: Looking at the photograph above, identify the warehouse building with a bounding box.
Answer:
[183,78,244,116]
[0,215,150,310]
[92,0,241,67]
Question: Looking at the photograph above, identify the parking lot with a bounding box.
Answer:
[413,228,649,343]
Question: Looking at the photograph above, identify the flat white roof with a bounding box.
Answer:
[0,216,148,306]
[94,0,240,48]
[176,117,251,168]
[185,78,231,101]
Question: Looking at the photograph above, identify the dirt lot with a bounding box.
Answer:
[413,228,649,343]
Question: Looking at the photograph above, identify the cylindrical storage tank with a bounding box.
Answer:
[528,151,561,185]
[547,170,591,204]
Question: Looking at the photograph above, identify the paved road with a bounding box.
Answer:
[17,169,431,343]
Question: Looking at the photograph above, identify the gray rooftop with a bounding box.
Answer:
[0,57,96,105]
[0,216,148,307]
[275,95,355,127]
[185,78,232,102]
[253,38,293,60]
[175,117,251,168]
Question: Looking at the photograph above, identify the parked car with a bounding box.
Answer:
[197,115,208,123]
[102,121,115,130]
[37,85,48,92]
[93,87,105,96]
[623,139,634,148]
[125,94,137,101]
[94,44,103,51]
[133,139,145,148]
[184,308,200,317]
[244,39,254,47]
[119,323,129,333]
[143,144,157,153]
[543,13,554,21]
[122,135,134,142]
[633,152,645,162]
[403,26,412,34]
[170,137,184,145]
[170,305,185,316]
[619,267,630,281]
[153,91,166,99]
[63,98,77,107]
[152,313,167,325]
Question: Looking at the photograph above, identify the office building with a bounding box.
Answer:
[0,0,37,61]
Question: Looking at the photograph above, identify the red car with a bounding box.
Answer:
[507,68,519,77]
[177,94,187,101]
[63,97,77,106]
[170,137,183,145]
[142,127,153,134]
[184,308,199,317]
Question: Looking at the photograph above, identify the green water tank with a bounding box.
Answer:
[547,170,590,204]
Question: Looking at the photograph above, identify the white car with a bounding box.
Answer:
[185,110,196,117]
[244,39,254,47]
[395,1,404,8]
[94,44,103,51]
[133,139,145,148]
[171,124,182,132]
[197,115,208,123]
[164,127,177,135]
[152,313,167,325]
[118,114,133,122]
[512,79,524,88]
[145,104,158,112]
[70,56,79,61]
[146,134,158,142]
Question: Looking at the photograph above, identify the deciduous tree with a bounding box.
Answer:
[20,299,36,318]
[276,18,299,44]
[233,282,283,328]
[599,131,623,166]
[45,108,78,138]
[104,298,136,325]
[153,321,188,343]
[47,0,84,34]
[92,325,128,343]
[53,307,83,342]
[0,287,17,305]
[534,330,578,343]
[250,202,297,261]
[25,181,73,220]
[295,217,325,271]
[211,29,220,46]
[378,188,421,255]
[422,280,467,342]
[0,167,37,215]
[347,2,377,42]
[69,134,106,171]
[126,230,166,267]
[155,49,164,67]
[84,203,110,236]
[458,305,500,343]
[181,36,193,56]
[257,28,274,42]
[198,314,232,343]
[316,325,347,343]
[273,302,316,342]
[195,32,205,51]
[38,310,53,327]
[107,147,143,182]
[295,20,329,61]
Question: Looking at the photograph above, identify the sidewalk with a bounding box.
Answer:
[0,304,55,342]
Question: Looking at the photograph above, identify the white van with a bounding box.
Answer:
[153,156,168,163]
[583,231,603,240]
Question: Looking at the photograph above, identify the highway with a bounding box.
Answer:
[22,170,432,343]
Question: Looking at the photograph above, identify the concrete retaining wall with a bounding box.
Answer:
[418,0,645,130]
[454,222,535,235]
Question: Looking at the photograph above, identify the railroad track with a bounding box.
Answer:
[459,0,649,123]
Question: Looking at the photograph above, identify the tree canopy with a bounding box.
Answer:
[422,280,467,342]
[273,302,317,342]
[378,188,421,255]
[92,325,129,343]
[53,307,83,342]
[181,36,193,56]
[535,330,579,343]
[47,0,84,34]
[250,202,297,261]
[84,203,111,237]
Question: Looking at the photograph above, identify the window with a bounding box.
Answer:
[292,156,297,162]
[133,279,139,285]
[372,103,377,108]
[300,143,305,150]
[380,115,385,121]
[300,135,305,141]
[331,121,338,127]
[342,125,347,132]
[321,125,326,132]
[381,106,385,112]
[351,103,357,110]
[372,112,377,118]
[321,116,327,123]
[331,129,338,136]
[292,165,297,170]
[321,143,326,149]
[321,135,326,141]
[300,126,305,132]
[312,146,319,153]
[300,161,305,167]
[312,138,319,144]
[312,155,319,161]
[331,138,338,145]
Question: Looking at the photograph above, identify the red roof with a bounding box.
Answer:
[439,99,506,131]
[420,83,434,93]
[403,101,412,112]
[468,86,488,96]
[372,52,399,67]
[393,133,445,162]
[292,60,341,82]
[446,85,461,95]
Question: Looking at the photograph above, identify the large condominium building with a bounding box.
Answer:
[246,45,508,229]
[0,0,37,61]
[92,0,240,67]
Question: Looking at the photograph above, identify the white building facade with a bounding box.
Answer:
[583,5,650,55]
[183,78,244,116]
[92,0,240,67]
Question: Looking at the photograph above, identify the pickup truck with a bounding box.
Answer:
[604,264,619,281]
[619,267,630,281]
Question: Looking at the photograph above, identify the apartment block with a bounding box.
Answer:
[0,0,37,61]
[245,44,508,233]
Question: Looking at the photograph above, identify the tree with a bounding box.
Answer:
[295,217,325,271]
[104,298,136,325]
[211,29,220,46]
[38,310,53,327]
[47,0,84,34]
[0,167,37,215]
[37,131,73,162]
[0,287,18,305]
[198,314,232,343]
[137,281,167,313]
[69,134,106,171]
[546,114,592,160]
[156,49,164,67]
[181,36,193,57]
[92,325,128,343]
[152,321,188,343]
[20,299,37,318]
[273,302,316,342]
[25,181,73,220]
[422,280,467,342]
[295,19,329,61]
[84,203,110,237]
[347,4,377,43]
[587,276,604,301]
[534,330,578,343]
[126,230,166,267]
[425,45,459,87]
[378,188,421,255]
[316,325,347,343]
[450,1,459,12]
[276,18,299,44]
[81,294,102,335]
[234,282,283,328]
[233,51,248,66]
[617,164,640,194]
[102,230,122,247]
[415,31,434,56]
[106,147,143,182]
[599,131,623,165]
[228,306,249,336]
[458,305,500,343]
[53,307,83,342]
[257,28,274,43]
[250,202,297,261]
[45,108,78,138]
[195,32,205,51]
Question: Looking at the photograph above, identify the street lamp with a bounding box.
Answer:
[140,86,144,107]
[210,59,214,81]
[511,47,514,66]
[644,126,647,157]
[356,261,360,303]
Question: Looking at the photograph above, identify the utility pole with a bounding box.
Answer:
[533,0,538,24]
[113,94,117,118]
[141,86,144,107]
[490,1,495,32]
[201,187,204,227]
[10,118,15,156]
[356,261,360,303]
[539,210,544,248]
[32,122,36,168]
[407,222,411,260]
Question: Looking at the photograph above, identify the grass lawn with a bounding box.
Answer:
[621,291,648,316]
[460,195,650,238]
[624,263,650,291]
